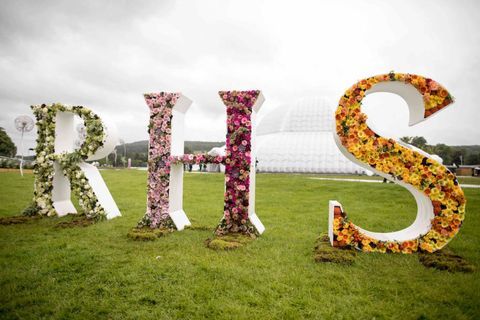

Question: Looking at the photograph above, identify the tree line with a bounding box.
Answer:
[400,136,480,166]
[0,128,478,167]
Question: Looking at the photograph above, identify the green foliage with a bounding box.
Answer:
[0,127,17,157]
[419,248,475,273]
[451,149,467,166]
[433,143,453,164]
[313,234,357,265]
[21,202,39,216]
[466,153,480,165]
[399,136,480,165]
[127,227,171,241]
[451,145,480,165]
[401,136,427,149]
[0,171,480,319]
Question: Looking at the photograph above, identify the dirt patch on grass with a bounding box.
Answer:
[314,234,357,265]
[0,215,39,225]
[205,233,255,250]
[0,169,33,173]
[55,217,95,228]
[419,248,475,273]
[127,227,171,241]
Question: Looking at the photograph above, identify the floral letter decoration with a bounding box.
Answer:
[329,73,465,253]
[138,92,191,230]
[29,103,121,221]
[138,91,265,236]
[215,90,264,236]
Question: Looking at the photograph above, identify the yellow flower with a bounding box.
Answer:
[442,208,453,216]
[409,173,421,186]
[420,242,434,253]
[429,188,444,201]
[363,245,373,252]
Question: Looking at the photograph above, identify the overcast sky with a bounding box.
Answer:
[1,0,479,156]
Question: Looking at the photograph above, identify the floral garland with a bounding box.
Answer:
[215,90,259,236]
[333,73,465,253]
[29,103,107,220]
[138,93,179,229]
[169,154,225,165]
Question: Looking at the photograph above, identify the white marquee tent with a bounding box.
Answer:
[254,97,371,174]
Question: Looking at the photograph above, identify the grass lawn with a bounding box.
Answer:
[1,170,479,319]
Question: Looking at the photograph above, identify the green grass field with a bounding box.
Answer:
[1,170,479,319]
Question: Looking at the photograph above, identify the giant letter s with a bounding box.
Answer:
[329,73,465,253]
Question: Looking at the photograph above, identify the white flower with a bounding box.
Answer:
[37,198,46,208]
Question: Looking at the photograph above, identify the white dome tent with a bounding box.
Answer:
[255,97,371,174]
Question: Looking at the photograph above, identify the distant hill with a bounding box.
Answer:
[451,145,480,156]
[184,141,225,153]
[116,140,149,154]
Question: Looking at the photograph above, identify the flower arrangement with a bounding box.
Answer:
[333,73,465,253]
[140,90,261,236]
[28,103,107,220]
[137,92,179,229]
[169,154,225,165]
[215,90,259,236]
